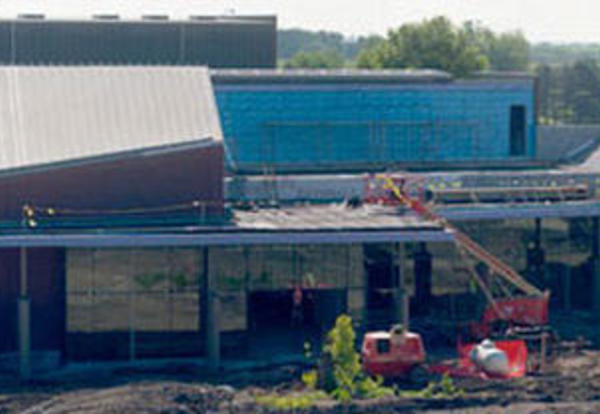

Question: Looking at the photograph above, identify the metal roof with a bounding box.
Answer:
[0,66,222,173]
[211,69,538,85]
[211,69,453,84]
[5,15,277,24]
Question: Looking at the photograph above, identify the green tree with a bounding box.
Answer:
[357,16,489,76]
[326,315,361,401]
[463,22,529,71]
[283,50,345,69]
[278,29,346,60]
[277,28,384,61]
[488,31,530,71]
[536,64,554,124]
[563,59,600,123]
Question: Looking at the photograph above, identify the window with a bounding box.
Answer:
[510,105,526,156]
[376,338,391,354]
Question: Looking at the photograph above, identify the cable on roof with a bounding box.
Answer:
[21,200,222,229]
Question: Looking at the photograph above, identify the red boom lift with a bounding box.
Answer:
[361,174,550,378]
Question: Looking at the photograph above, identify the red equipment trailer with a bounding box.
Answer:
[362,330,426,378]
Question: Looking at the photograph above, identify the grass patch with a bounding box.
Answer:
[255,391,329,410]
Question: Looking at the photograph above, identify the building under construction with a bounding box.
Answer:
[0,13,599,380]
[0,65,598,379]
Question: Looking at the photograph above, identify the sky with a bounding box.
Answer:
[1,0,599,43]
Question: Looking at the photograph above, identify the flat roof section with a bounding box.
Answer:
[233,203,438,231]
[211,69,453,84]
[0,204,452,247]
[6,15,277,24]
[211,69,535,85]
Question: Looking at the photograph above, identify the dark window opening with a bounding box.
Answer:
[376,338,391,354]
[510,105,526,156]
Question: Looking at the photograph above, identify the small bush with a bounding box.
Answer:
[318,314,394,402]
[357,375,395,399]
[399,373,464,399]
[439,373,463,397]
[301,370,318,390]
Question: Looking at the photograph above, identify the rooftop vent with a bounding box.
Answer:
[17,14,45,19]
[92,14,120,20]
[142,14,169,21]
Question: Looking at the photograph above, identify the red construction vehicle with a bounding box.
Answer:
[362,328,427,378]
[361,174,550,378]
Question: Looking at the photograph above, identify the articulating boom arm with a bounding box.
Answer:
[376,175,545,298]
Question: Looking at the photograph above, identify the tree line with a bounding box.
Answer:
[279,17,600,124]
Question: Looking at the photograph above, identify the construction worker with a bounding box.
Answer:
[291,283,303,327]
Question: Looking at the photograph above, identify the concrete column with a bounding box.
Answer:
[394,243,408,331]
[19,247,31,381]
[203,247,220,370]
[527,218,546,283]
[207,291,221,370]
[414,242,432,314]
[563,265,571,312]
[592,218,600,315]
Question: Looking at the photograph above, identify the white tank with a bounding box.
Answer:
[469,339,510,376]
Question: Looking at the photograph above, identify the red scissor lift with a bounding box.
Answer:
[361,174,551,379]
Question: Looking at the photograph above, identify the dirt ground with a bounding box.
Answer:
[3,310,600,413]
[0,348,599,414]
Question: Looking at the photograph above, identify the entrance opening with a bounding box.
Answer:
[364,244,397,329]
[247,289,345,359]
[509,105,526,156]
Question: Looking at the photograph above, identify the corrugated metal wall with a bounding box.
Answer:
[0,18,276,67]
[215,81,536,172]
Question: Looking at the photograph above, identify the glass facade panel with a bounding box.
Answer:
[66,248,203,361]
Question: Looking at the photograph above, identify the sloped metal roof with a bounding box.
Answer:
[0,66,222,173]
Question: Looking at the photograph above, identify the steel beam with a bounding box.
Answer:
[593,218,600,316]
[0,230,453,248]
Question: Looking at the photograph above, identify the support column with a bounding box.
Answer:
[592,218,600,316]
[394,243,409,331]
[19,246,31,381]
[527,218,545,283]
[414,242,432,315]
[563,265,571,312]
[203,247,220,370]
